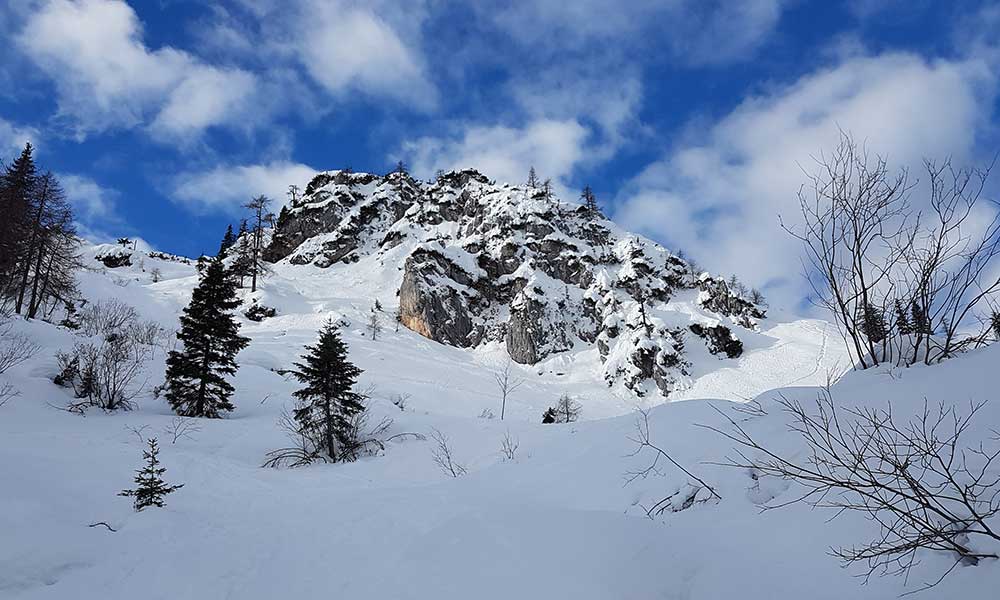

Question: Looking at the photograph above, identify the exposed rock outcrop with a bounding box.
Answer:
[265,168,767,397]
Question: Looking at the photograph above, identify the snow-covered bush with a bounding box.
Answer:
[53,300,160,411]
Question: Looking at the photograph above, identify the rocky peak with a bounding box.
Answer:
[265,168,766,397]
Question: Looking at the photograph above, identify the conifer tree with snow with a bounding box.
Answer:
[218,224,237,256]
[164,257,249,418]
[119,438,183,511]
[367,304,383,340]
[290,320,366,462]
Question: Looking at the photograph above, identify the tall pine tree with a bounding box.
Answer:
[0,144,37,300]
[165,257,249,418]
[291,320,365,462]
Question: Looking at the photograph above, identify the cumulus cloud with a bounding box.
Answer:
[404,119,589,196]
[171,161,318,214]
[17,0,258,140]
[61,174,118,222]
[614,52,998,308]
[296,1,436,107]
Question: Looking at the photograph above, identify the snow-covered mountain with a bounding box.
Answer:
[265,168,765,398]
[2,171,998,600]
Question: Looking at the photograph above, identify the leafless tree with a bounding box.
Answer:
[626,409,722,518]
[554,394,582,423]
[499,430,519,461]
[785,131,1000,370]
[430,427,466,477]
[782,131,913,369]
[493,356,524,420]
[163,417,202,444]
[150,267,163,283]
[243,195,273,292]
[0,315,39,406]
[703,388,1000,592]
[897,159,1000,365]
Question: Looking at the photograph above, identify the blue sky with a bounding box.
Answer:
[2,1,999,307]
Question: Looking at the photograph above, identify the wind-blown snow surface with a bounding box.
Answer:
[1,244,997,598]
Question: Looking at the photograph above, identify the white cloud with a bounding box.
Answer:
[61,173,118,222]
[404,119,589,195]
[171,161,318,214]
[614,52,998,308]
[18,0,258,139]
[297,1,435,107]
[0,117,37,156]
[486,0,784,66]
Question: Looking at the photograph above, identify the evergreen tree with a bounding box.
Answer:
[894,299,912,335]
[230,219,252,287]
[527,166,540,189]
[164,257,249,418]
[0,144,36,301]
[367,304,383,340]
[910,301,932,335]
[291,320,365,462]
[218,224,237,256]
[119,438,183,511]
[860,302,887,343]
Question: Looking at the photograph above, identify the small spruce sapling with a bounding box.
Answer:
[119,438,183,511]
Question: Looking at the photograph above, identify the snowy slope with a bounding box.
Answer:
[1,243,997,599]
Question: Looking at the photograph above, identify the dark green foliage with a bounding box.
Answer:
[910,301,933,335]
[1,145,80,316]
[894,299,912,335]
[218,224,237,256]
[291,320,365,462]
[541,407,557,424]
[119,438,183,511]
[992,311,1000,340]
[860,303,887,343]
[164,257,249,418]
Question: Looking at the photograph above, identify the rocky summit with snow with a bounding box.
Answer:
[265,168,765,398]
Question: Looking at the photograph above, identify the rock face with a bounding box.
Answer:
[266,168,767,397]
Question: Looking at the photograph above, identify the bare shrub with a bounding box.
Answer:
[163,417,201,444]
[705,388,1000,591]
[430,428,466,477]
[499,430,519,461]
[626,409,722,518]
[54,331,153,411]
[78,299,139,337]
[0,315,40,407]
